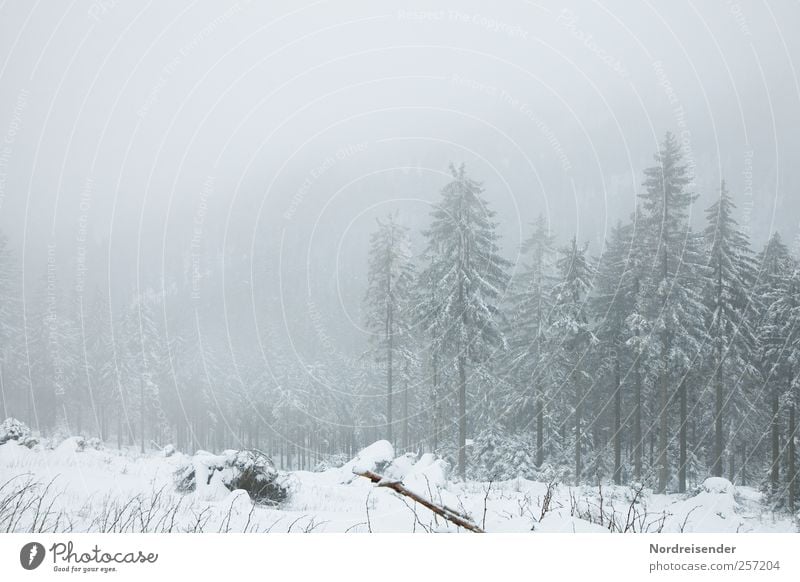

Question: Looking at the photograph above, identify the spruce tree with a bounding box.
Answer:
[502,215,558,466]
[592,220,639,484]
[363,212,415,446]
[756,233,795,498]
[759,235,800,510]
[420,164,510,478]
[638,132,707,492]
[702,181,758,480]
[551,237,594,484]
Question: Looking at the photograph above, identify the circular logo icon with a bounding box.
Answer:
[20,542,46,570]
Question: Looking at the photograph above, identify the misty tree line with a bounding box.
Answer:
[0,132,797,511]
[363,132,798,511]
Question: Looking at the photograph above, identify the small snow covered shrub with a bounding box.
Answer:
[700,477,734,495]
[162,444,176,457]
[174,449,287,505]
[228,450,287,505]
[0,417,31,445]
[470,427,537,481]
[86,437,103,450]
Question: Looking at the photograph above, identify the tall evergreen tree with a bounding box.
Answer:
[638,132,706,493]
[502,215,558,466]
[702,181,758,480]
[759,234,800,511]
[756,233,795,499]
[363,212,415,446]
[593,220,639,484]
[420,164,510,478]
[551,237,594,484]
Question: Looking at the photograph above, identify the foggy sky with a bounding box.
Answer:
[1,0,799,352]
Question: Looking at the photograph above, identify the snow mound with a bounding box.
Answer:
[381,452,417,483]
[0,417,37,447]
[55,436,87,455]
[403,453,449,495]
[174,449,287,505]
[701,477,734,495]
[339,440,394,480]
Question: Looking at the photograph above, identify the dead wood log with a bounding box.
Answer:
[355,470,484,533]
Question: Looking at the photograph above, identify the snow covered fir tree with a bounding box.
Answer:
[1,132,800,532]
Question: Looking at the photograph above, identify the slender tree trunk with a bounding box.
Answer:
[789,403,796,513]
[402,360,409,452]
[713,355,724,477]
[771,390,780,493]
[387,308,393,445]
[536,393,544,467]
[431,352,439,452]
[458,353,467,480]
[139,377,145,454]
[613,354,621,485]
[634,344,642,481]
[741,445,747,486]
[575,374,582,486]
[657,364,669,493]
[679,377,687,493]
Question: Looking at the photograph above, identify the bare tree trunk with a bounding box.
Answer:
[634,345,642,481]
[613,355,622,485]
[771,391,780,493]
[575,374,582,486]
[657,341,670,493]
[679,378,687,493]
[536,393,544,467]
[789,403,796,513]
[431,353,439,452]
[458,353,467,480]
[741,445,747,486]
[403,360,409,451]
[356,470,484,532]
[713,360,724,477]
[387,309,393,445]
[139,377,145,454]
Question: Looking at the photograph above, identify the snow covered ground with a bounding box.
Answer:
[0,438,795,533]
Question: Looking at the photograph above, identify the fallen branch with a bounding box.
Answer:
[354,470,484,533]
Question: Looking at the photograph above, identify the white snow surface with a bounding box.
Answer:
[0,439,795,533]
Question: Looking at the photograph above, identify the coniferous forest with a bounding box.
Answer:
[1,131,798,514]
